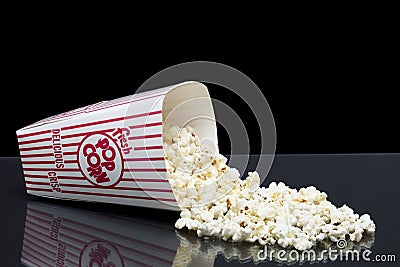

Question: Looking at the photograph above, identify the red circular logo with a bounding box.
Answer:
[80,240,124,267]
[78,133,123,187]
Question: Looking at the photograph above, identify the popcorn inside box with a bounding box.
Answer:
[17,81,375,251]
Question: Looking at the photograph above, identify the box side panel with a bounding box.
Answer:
[17,92,178,211]
[19,86,172,131]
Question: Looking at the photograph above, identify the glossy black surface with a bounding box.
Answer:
[1,154,399,266]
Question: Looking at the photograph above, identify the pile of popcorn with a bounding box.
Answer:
[163,125,376,251]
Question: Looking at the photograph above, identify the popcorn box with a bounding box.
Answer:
[17,82,218,211]
[21,201,180,267]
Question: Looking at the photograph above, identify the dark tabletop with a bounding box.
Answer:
[1,154,399,267]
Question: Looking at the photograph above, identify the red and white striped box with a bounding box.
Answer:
[16,81,218,211]
[21,201,180,267]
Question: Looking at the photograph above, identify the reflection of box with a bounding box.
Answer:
[16,82,217,211]
[21,201,180,267]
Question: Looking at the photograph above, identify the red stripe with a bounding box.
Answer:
[20,145,52,152]
[57,183,172,193]
[25,168,80,173]
[63,151,77,156]
[128,121,162,129]
[24,237,56,257]
[62,142,80,148]
[57,175,84,180]
[18,129,51,139]
[64,160,78,164]
[134,145,163,151]
[61,225,172,264]
[26,187,52,192]
[123,157,165,162]
[18,137,52,146]
[60,189,176,202]
[128,133,162,140]
[61,110,162,131]
[126,168,167,172]
[62,128,113,139]
[22,250,52,267]
[28,207,53,218]
[122,178,168,183]
[63,218,176,254]
[21,255,40,267]
[20,153,53,158]
[22,160,54,165]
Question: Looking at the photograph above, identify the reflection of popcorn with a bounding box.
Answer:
[164,125,376,251]
[173,230,375,266]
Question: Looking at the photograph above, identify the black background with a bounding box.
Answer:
[3,27,398,156]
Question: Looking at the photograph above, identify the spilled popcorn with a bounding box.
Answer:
[163,125,376,251]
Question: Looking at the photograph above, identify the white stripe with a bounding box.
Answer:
[18,139,52,148]
[27,191,179,211]
[124,160,166,169]
[26,185,174,197]
[128,124,162,136]
[117,181,172,189]
[123,172,167,179]
[20,153,77,159]
[25,179,172,190]
[130,149,164,158]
